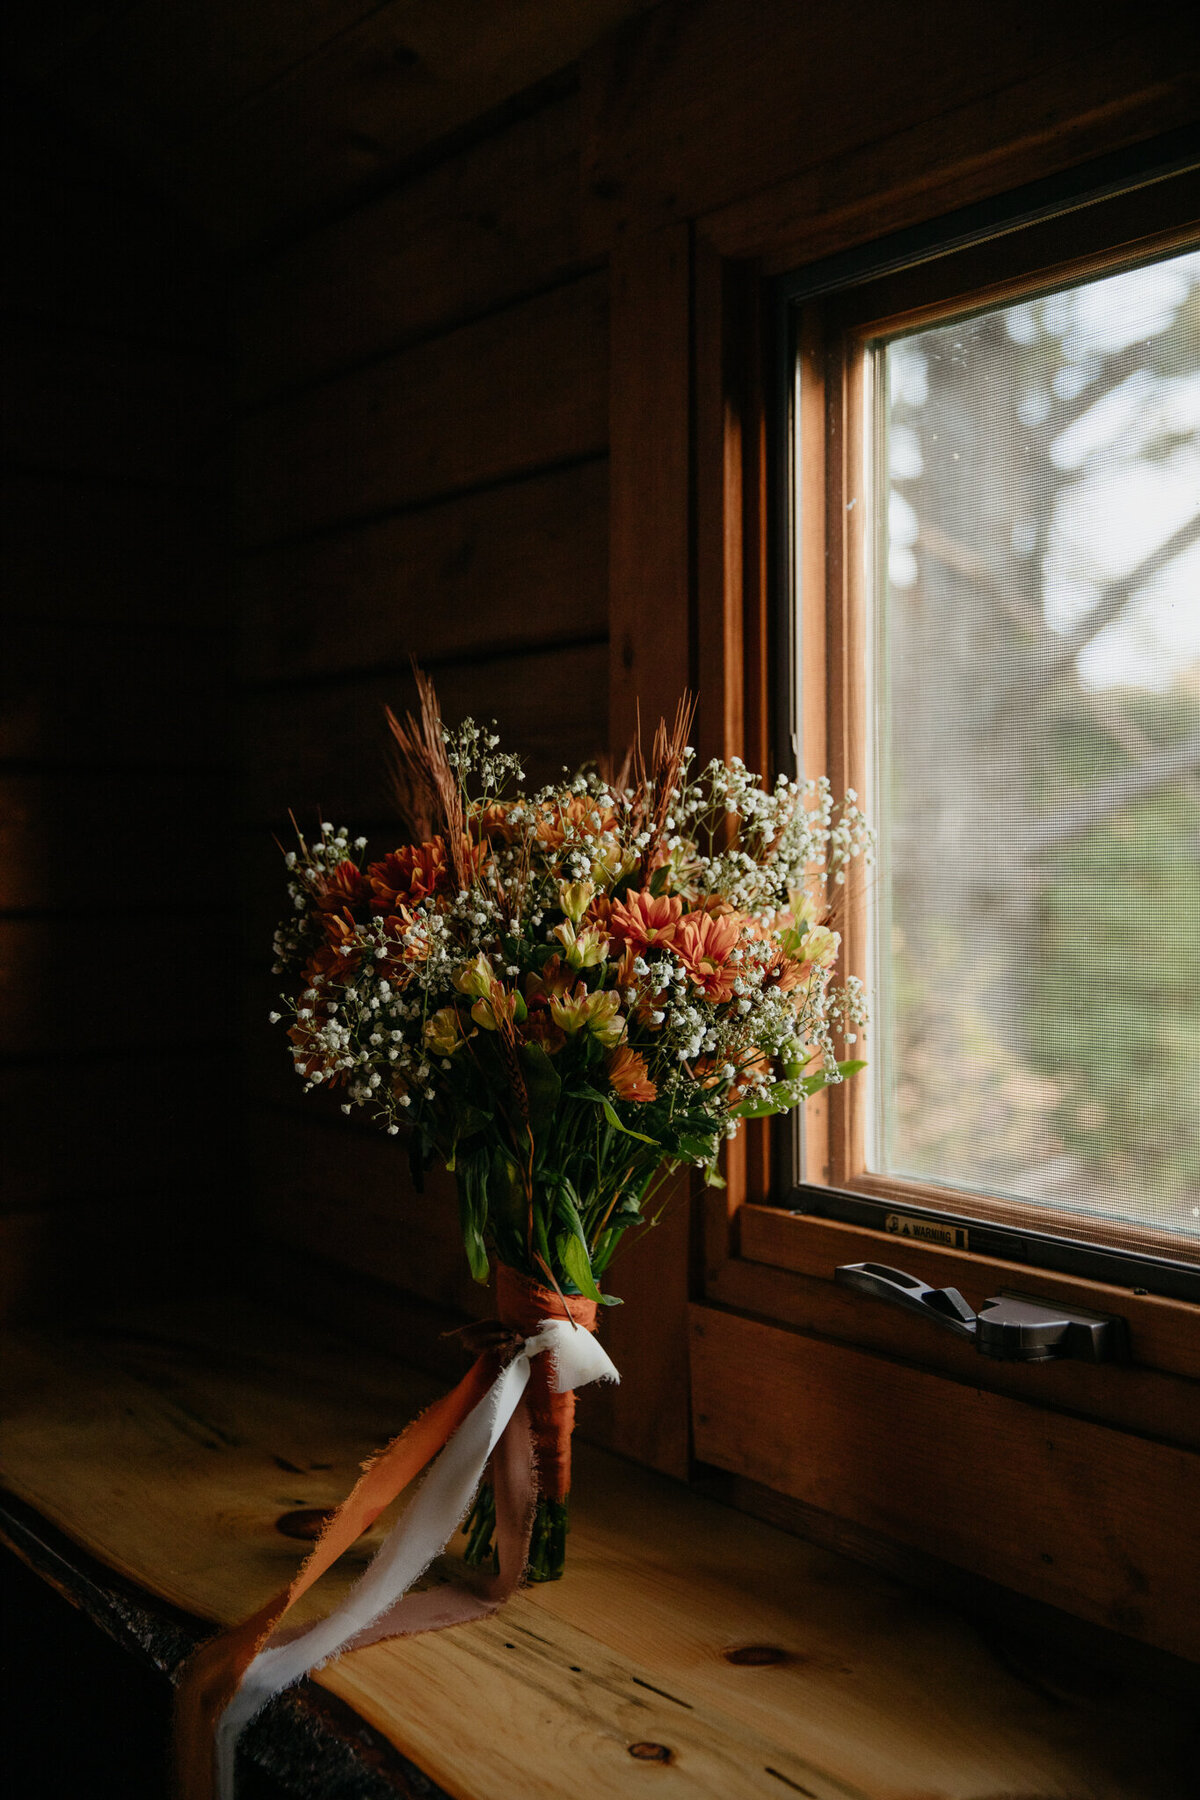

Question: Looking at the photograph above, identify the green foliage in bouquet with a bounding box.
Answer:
[270,675,871,1304]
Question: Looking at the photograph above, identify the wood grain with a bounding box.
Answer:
[707,1254,1200,1453]
[239,640,608,825]
[173,1,657,248]
[693,239,745,769]
[607,225,692,751]
[236,459,608,685]
[579,1171,693,1480]
[237,273,609,547]
[2,1296,1194,1798]
[0,1206,224,1326]
[705,36,1200,268]
[248,1107,492,1327]
[690,1303,1200,1661]
[234,92,589,404]
[581,0,1194,246]
[598,226,697,1474]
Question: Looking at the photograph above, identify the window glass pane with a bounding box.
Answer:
[874,245,1200,1245]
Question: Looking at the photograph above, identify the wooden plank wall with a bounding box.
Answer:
[0,93,233,1317]
[231,86,633,1427]
[575,0,1200,1629]
[228,3,1200,1489]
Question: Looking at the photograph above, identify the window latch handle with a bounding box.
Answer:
[834,1262,1129,1363]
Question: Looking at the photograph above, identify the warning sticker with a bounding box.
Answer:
[884,1212,969,1250]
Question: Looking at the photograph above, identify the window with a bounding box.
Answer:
[780,165,1200,1290]
[688,148,1200,1663]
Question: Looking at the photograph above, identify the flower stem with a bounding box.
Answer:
[462,1483,569,1582]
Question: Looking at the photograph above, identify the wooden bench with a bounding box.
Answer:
[3,1294,1196,1798]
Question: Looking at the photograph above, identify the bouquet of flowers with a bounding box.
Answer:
[270,673,870,1578]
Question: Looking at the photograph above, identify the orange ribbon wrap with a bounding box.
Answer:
[174,1267,608,1799]
[495,1264,598,1503]
[173,1350,499,1800]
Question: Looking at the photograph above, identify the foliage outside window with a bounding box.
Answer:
[867,245,1200,1246]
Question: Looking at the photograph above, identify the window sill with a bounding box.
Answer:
[2,1294,1196,1799]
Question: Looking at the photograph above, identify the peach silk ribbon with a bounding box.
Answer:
[173,1312,617,1800]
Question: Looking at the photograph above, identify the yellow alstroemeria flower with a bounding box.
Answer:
[453,953,495,1000]
[804,924,841,970]
[553,920,609,969]
[557,878,595,924]
[470,979,526,1033]
[550,983,624,1046]
[423,1007,470,1057]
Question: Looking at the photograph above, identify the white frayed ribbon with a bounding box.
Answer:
[215,1320,617,1798]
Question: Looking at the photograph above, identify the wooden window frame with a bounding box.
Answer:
[703,157,1200,1294]
[683,144,1200,1659]
[803,187,1200,1267]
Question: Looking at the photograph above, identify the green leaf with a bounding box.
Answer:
[556,1230,603,1303]
[675,1133,717,1160]
[600,1095,661,1143]
[532,1203,554,1274]
[489,1147,527,1231]
[570,1083,661,1146]
[793,1058,865,1099]
[598,1292,623,1306]
[457,1157,491,1284]
[455,1102,493,1138]
[519,1041,561,1133]
[551,1179,588,1244]
[730,1092,789,1119]
[448,1103,494,1173]
[703,1162,727,1188]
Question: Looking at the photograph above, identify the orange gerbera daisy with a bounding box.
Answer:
[606,889,683,952]
[375,909,425,983]
[762,947,808,993]
[729,1049,773,1103]
[688,1055,723,1091]
[472,801,516,843]
[303,939,357,988]
[611,942,640,990]
[673,909,746,1001]
[607,1045,656,1103]
[321,905,362,955]
[313,858,371,914]
[288,1018,336,1084]
[368,839,449,909]
[535,793,619,849]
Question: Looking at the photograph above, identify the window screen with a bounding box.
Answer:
[872,245,1200,1249]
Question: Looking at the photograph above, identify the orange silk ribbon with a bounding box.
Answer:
[173,1349,500,1800]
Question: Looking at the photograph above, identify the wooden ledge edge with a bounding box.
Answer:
[0,1489,451,1800]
